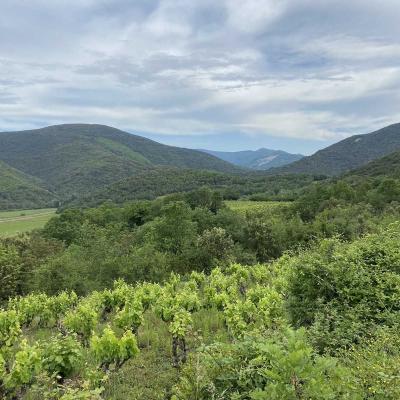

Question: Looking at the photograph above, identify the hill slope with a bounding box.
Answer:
[272,123,400,176]
[199,148,303,170]
[64,167,317,208]
[0,124,238,199]
[0,160,56,209]
[347,150,400,178]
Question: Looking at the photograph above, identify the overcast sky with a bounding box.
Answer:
[1,0,399,154]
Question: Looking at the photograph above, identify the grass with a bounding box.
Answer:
[104,308,228,399]
[225,200,291,214]
[0,208,56,237]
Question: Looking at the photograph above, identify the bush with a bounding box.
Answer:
[286,223,400,353]
[172,328,358,399]
[344,327,400,399]
[41,334,82,380]
[0,243,22,302]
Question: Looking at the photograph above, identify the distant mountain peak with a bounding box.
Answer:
[198,148,303,170]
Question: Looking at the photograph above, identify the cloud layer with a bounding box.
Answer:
[1,0,399,152]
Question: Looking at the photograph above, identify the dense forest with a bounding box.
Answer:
[1,170,400,398]
[63,169,320,209]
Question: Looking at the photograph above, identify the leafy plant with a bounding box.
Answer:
[90,327,139,372]
[41,334,82,380]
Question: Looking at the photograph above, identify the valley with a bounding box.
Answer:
[0,122,400,399]
[1,2,399,398]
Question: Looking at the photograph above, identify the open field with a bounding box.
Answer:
[225,200,291,214]
[0,208,56,236]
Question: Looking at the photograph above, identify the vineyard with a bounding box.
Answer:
[225,200,290,214]
[2,222,400,398]
[0,263,285,399]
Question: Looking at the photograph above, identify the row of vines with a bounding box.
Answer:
[0,263,283,399]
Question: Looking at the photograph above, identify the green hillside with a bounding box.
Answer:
[0,124,238,201]
[347,150,400,178]
[0,160,56,209]
[64,167,317,208]
[273,123,400,176]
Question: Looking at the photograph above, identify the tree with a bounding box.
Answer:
[185,188,223,213]
[196,227,234,270]
[151,202,197,254]
[0,243,22,302]
[42,209,85,245]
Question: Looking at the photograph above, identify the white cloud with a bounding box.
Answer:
[225,0,287,32]
[301,35,400,62]
[0,0,399,149]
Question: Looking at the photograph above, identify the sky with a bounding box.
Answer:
[0,0,399,155]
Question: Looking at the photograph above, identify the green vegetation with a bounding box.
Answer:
[0,130,400,398]
[0,209,56,237]
[0,124,238,208]
[1,122,400,211]
[225,200,290,214]
[347,149,400,178]
[2,220,400,398]
[0,161,56,210]
[0,124,318,211]
[64,168,317,208]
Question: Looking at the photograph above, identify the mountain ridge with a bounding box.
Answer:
[199,148,303,170]
[2,122,400,210]
[271,123,400,176]
[0,124,240,202]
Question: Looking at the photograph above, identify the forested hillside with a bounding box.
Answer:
[0,124,239,205]
[0,161,56,210]
[64,167,318,208]
[347,150,400,178]
[2,122,399,211]
[273,123,400,175]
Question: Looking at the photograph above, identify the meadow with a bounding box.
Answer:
[0,208,56,237]
[225,200,290,213]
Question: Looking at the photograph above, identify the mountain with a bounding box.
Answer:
[271,123,400,176]
[0,124,239,203]
[347,150,400,178]
[199,148,303,170]
[0,160,56,209]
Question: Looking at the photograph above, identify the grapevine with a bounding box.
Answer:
[0,261,289,397]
